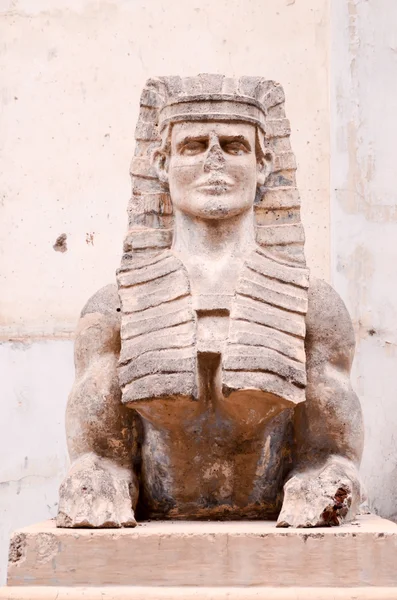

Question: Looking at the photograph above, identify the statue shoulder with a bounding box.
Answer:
[306,277,356,365]
[74,284,120,365]
[80,283,120,319]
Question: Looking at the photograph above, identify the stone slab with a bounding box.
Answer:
[5,516,397,588]
[2,587,397,600]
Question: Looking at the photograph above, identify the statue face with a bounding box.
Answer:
[166,121,263,220]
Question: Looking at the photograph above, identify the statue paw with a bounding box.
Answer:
[276,457,361,528]
[56,453,137,528]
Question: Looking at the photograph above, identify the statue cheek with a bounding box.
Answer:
[230,169,257,191]
[170,163,203,188]
[227,158,257,181]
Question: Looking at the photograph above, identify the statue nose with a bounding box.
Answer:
[203,144,225,172]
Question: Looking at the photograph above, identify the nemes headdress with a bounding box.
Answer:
[121,74,306,269]
[117,75,309,407]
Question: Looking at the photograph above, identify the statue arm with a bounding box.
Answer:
[295,277,364,467]
[277,278,364,527]
[57,284,139,528]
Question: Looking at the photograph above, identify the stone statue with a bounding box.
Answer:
[57,75,364,529]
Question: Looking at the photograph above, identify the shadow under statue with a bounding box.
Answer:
[57,74,364,529]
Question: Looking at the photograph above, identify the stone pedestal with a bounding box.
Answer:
[1,515,397,599]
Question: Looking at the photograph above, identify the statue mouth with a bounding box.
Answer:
[196,177,234,195]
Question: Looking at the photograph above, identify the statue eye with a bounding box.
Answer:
[223,142,249,155]
[181,141,206,155]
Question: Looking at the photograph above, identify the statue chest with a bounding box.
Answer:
[134,391,294,519]
[117,247,309,411]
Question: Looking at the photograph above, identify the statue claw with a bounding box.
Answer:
[276,458,361,528]
[57,453,137,528]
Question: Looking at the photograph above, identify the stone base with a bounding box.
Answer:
[1,516,397,599]
[2,588,397,599]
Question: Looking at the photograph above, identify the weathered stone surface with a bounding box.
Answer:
[56,75,364,529]
[123,228,172,251]
[6,517,397,588]
[2,588,397,599]
[57,454,137,529]
[118,267,190,313]
[228,320,305,362]
[277,456,361,528]
[119,325,195,365]
[256,223,305,246]
[237,271,308,313]
[255,208,300,227]
[230,295,306,337]
[120,296,193,340]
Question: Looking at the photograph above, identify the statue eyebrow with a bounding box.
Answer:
[176,134,251,151]
[176,135,208,150]
[219,135,252,150]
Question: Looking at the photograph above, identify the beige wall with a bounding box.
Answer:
[0,0,330,338]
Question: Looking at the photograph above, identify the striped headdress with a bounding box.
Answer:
[117,75,308,406]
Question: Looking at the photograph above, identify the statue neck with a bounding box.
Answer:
[171,208,256,296]
[171,208,256,262]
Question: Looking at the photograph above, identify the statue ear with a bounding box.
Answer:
[257,150,274,187]
[152,149,169,185]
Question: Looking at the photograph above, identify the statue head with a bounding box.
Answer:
[121,75,306,267]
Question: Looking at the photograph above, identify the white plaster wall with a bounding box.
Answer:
[331,0,397,520]
[0,341,73,585]
[0,0,330,339]
[0,0,331,585]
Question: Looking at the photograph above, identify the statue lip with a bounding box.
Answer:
[196,176,234,193]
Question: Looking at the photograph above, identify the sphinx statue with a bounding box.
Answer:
[57,74,364,528]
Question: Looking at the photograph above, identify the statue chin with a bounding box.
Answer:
[170,192,255,221]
